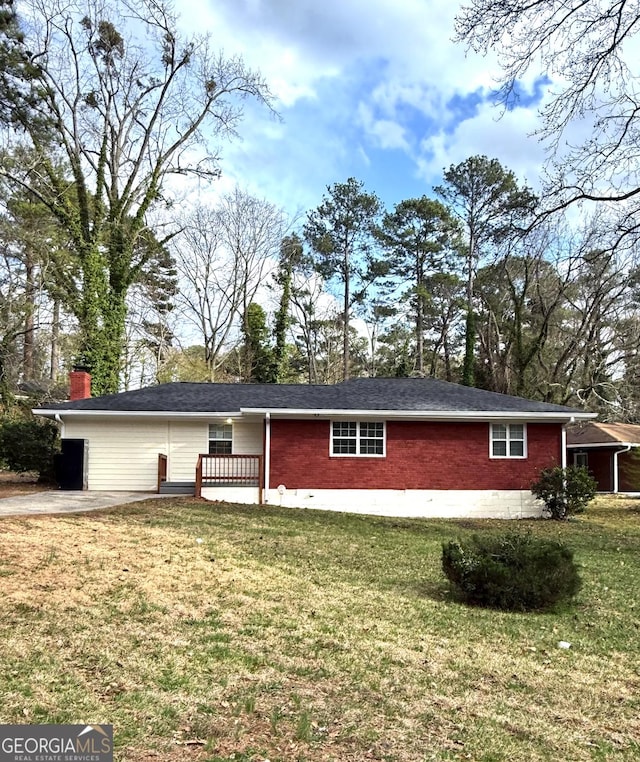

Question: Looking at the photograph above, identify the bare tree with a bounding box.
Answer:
[282,248,345,385]
[121,280,177,389]
[455,1,640,229]
[518,213,640,410]
[0,0,273,394]
[474,223,570,396]
[173,191,288,381]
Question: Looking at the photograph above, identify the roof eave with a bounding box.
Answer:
[33,409,244,419]
[34,407,596,422]
[567,441,639,449]
[244,408,595,421]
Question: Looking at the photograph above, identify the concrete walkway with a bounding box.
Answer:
[0,491,162,517]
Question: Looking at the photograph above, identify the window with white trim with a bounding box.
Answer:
[490,423,526,458]
[574,452,588,468]
[331,421,385,456]
[209,423,232,454]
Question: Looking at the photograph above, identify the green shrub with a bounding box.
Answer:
[0,416,59,482]
[531,465,597,520]
[442,532,581,611]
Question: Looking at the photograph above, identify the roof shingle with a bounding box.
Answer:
[567,422,640,446]
[37,377,587,416]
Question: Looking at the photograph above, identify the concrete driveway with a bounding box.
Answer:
[0,491,162,517]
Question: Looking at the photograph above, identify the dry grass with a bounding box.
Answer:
[0,470,50,498]
[0,496,639,761]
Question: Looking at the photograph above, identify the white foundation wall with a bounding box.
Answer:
[201,486,261,504]
[201,487,543,519]
[268,489,544,518]
[63,419,169,491]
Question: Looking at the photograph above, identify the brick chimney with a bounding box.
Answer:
[69,369,91,400]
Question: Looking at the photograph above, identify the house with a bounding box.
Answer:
[34,371,595,518]
[567,422,640,493]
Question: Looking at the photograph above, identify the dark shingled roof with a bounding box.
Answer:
[37,377,586,415]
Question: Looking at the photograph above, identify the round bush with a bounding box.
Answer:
[531,465,597,520]
[442,532,581,611]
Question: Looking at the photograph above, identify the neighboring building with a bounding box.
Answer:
[567,422,640,493]
[35,371,595,519]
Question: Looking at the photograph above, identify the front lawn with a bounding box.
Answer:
[1,497,639,761]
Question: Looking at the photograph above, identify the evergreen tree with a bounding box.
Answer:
[435,156,537,386]
[377,196,461,375]
[304,178,382,381]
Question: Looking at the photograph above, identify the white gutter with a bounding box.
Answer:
[34,407,597,423]
[566,441,639,449]
[34,409,246,420]
[264,412,271,502]
[241,408,596,422]
[561,419,572,469]
[613,445,632,493]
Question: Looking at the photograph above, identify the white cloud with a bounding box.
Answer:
[180,0,502,104]
[357,103,411,152]
[417,100,547,190]
[171,0,553,215]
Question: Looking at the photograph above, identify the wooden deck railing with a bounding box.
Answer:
[157,453,168,493]
[195,454,263,502]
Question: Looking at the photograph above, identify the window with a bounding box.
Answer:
[209,423,232,454]
[331,421,385,456]
[574,452,588,468]
[490,423,526,458]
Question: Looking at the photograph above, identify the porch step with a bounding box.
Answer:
[159,481,195,496]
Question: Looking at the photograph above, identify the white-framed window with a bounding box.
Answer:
[209,423,232,454]
[574,452,588,468]
[490,423,527,458]
[331,421,385,457]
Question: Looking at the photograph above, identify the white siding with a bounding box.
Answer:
[61,418,262,491]
[63,419,168,491]
[168,421,207,481]
[232,421,263,454]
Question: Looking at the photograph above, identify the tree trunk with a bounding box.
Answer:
[462,231,476,386]
[50,299,60,383]
[22,251,35,380]
[343,248,350,381]
[77,244,127,396]
[416,296,424,376]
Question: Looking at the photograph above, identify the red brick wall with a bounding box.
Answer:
[269,419,562,491]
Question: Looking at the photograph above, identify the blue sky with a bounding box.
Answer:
[177,0,550,219]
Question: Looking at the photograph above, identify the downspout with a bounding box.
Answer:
[561,417,573,470]
[613,445,632,494]
[264,412,271,503]
[54,413,65,439]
